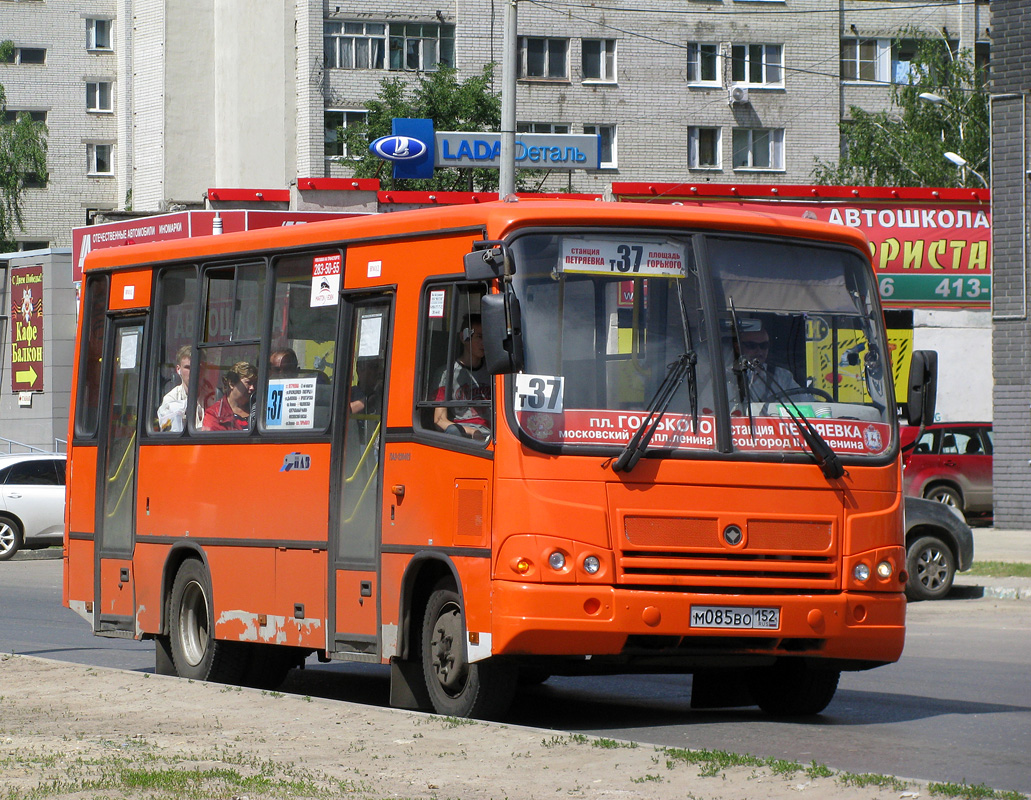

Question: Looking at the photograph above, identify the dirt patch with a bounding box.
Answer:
[0,653,941,799]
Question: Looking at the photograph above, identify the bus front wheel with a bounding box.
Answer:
[749,660,840,716]
[168,560,246,684]
[419,580,516,719]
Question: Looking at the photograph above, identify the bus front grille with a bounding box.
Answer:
[619,516,839,589]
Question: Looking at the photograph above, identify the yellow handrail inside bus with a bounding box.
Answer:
[105,429,137,519]
[344,416,380,485]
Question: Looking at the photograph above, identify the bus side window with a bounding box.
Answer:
[264,252,340,433]
[149,267,199,434]
[74,274,109,439]
[417,282,491,443]
[194,262,265,433]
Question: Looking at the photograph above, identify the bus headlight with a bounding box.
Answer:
[583,556,600,574]
[876,561,893,579]
[853,563,871,582]
[548,551,566,571]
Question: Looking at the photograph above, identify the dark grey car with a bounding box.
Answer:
[904,495,974,601]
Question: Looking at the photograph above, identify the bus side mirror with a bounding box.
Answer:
[906,350,937,427]
[481,291,524,375]
[464,240,511,281]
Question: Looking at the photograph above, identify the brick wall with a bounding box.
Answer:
[990,0,1031,526]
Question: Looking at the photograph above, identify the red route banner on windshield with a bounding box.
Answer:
[517,409,890,456]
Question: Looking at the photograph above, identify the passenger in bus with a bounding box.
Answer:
[433,315,491,439]
[202,361,257,431]
[738,326,811,403]
[269,348,299,379]
[157,344,202,432]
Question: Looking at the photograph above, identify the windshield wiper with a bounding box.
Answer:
[611,351,697,473]
[748,367,845,481]
[727,299,756,436]
[612,279,699,474]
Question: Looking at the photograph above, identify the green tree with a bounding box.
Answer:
[0,41,49,250]
[812,37,988,188]
[339,65,501,192]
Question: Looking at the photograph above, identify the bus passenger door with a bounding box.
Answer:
[94,318,145,635]
[329,293,392,659]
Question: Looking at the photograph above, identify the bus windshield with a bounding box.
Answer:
[509,230,893,459]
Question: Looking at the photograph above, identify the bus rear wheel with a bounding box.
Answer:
[420,580,516,719]
[168,560,246,684]
[749,660,840,716]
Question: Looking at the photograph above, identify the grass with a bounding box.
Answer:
[966,561,1031,578]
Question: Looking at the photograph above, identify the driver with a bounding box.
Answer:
[738,326,812,403]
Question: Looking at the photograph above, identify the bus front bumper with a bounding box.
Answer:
[490,582,905,666]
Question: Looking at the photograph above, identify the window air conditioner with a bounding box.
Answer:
[729,84,750,105]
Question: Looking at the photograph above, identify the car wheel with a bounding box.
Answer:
[420,579,516,719]
[906,534,956,601]
[168,560,247,683]
[925,485,964,516]
[0,516,23,561]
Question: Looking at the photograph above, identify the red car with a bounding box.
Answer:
[901,422,993,521]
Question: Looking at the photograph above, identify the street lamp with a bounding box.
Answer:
[943,151,989,189]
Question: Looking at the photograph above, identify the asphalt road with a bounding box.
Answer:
[2,557,1029,794]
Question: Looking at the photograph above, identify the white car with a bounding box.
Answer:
[0,453,66,561]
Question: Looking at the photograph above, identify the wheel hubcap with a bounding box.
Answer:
[916,547,949,589]
[430,601,468,696]
[178,580,209,667]
[0,523,14,555]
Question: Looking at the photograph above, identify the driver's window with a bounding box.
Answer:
[417,282,491,444]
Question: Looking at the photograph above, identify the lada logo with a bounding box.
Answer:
[369,135,429,162]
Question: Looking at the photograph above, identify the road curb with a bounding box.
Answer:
[9,548,63,562]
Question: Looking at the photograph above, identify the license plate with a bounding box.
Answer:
[690,605,780,630]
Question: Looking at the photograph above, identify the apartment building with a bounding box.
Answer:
[0,1,991,249]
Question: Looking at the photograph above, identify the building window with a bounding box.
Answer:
[687,43,720,85]
[731,44,783,86]
[518,37,568,80]
[324,21,454,71]
[1,47,46,65]
[517,122,570,134]
[86,82,113,113]
[2,110,46,124]
[840,38,889,83]
[325,21,385,69]
[584,124,616,168]
[87,19,113,51]
[689,127,721,169]
[390,23,454,71]
[732,128,783,170]
[325,110,367,158]
[87,144,113,176]
[582,39,616,82]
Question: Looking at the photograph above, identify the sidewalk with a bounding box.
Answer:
[952,526,1031,600]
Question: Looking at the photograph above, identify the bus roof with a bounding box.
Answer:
[81,199,872,273]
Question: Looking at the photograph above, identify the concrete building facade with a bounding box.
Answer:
[1,0,991,249]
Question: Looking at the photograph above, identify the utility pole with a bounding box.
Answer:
[499,0,517,198]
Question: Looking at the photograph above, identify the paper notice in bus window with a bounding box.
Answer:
[428,290,446,318]
[358,314,383,358]
[559,238,686,277]
[310,254,342,308]
[266,377,318,429]
[514,374,564,414]
[119,331,138,370]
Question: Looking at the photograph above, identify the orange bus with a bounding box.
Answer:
[64,199,935,718]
